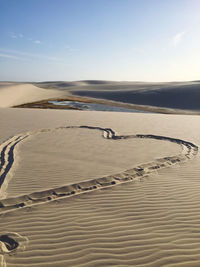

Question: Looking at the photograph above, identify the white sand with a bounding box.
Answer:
[0,83,65,108]
[0,106,200,266]
[0,83,200,266]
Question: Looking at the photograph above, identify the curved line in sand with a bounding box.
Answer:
[0,126,198,214]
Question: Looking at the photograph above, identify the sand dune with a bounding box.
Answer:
[0,107,200,266]
[35,80,200,113]
[1,80,200,114]
[0,83,65,108]
[0,80,200,266]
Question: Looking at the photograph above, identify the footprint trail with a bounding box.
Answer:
[0,126,198,214]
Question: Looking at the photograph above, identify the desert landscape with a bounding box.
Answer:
[0,81,200,266]
[1,1,200,266]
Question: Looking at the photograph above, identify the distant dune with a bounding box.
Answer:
[0,80,199,113]
[35,80,200,112]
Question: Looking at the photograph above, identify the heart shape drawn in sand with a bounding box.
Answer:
[0,125,198,214]
[0,125,198,260]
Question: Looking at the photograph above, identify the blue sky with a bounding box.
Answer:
[0,0,200,82]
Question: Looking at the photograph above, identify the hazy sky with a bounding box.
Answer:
[0,0,200,82]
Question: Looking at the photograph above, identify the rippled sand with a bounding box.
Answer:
[0,108,200,266]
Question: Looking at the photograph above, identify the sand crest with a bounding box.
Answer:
[0,84,64,108]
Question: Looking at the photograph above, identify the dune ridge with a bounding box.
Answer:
[35,80,200,112]
[0,84,65,108]
[1,81,200,114]
[0,125,198,214]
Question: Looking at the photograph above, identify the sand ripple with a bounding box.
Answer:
[0,123,199,266]
[0,126,198,213]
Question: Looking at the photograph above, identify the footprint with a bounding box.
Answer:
[0,232,28,254]
[0,232,27,267]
